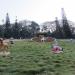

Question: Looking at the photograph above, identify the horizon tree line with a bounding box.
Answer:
[0,13,40,39]
[0,8,74,39]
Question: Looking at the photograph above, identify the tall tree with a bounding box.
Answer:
[4,13,11,38]
[30,21,40,36]
[61,8,72,38]
[12,17,21,39]
[55,17,63,38]
[20,26,31,38]
[42,25,47,32]
[0,25,4,37]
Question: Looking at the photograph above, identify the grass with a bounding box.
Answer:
[0,39,75,75]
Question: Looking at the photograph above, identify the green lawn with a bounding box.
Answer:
[0,40,75,75]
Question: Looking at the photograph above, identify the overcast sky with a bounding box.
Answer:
[0,0,75,24]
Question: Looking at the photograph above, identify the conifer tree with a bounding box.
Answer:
[55,17,63,38]
[61,8,72,38]
[4,13,11,38]
[13,17,20,39]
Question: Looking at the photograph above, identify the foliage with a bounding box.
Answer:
[62,19,73,38]
[0,18,40,39]
[0,25,4,37]
[30,21,40,36]
[61,8,73,38]
[12,19,21,39]
[20,26,31,39]
[4,13,11,38]
[42,25,47,32]
[55,17,63,38]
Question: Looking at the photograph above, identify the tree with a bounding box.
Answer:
[4,13,11,38]
[47,31,51,37]
[61,8,72,38]
[20,26,31,39]
[0,25,4,37]
[30,21,40,37]
[12,17,21,39]
[42,25,47,32]
[55,17,63,38]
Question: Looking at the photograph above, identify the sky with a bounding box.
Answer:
[0,0,75,24]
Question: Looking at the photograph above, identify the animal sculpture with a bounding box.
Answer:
[0,38,10,56]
